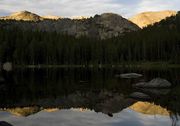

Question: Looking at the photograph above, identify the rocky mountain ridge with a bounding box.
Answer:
[0,11,140,39]
[0,10,178,39]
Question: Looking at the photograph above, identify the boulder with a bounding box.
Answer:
[3,62,12,72]
[129,92,151,100]
[133,78,171,88]
[117,73,143,79]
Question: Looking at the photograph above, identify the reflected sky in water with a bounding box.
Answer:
[0,108,179,126]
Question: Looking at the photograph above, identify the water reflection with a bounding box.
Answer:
[0,67,180,126]
[130,102,170,115]
[0,105,179,126]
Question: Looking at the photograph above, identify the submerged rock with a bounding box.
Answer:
[134,78,171,88]
[117,73,143,79]
[129,92,151,100]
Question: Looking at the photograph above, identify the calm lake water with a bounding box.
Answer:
[0,67,180,126]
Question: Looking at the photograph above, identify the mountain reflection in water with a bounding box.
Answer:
[0,104,179,126]
[0,67,180,126]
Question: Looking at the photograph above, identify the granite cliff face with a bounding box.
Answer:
[0,11,140,39]
[129,10,177,28]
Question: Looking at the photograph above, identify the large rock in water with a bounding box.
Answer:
[134,78,171,88]
[3,62,12,71]
[117,73,143,79]
[129,92,151,100]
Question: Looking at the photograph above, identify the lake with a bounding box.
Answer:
[0,67,180,126]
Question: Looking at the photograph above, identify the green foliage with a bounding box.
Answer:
[0,13,180,65]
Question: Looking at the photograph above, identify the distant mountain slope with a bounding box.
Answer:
[71,16,89,20]
[0,11,140,39]
[129,10,177,28]
[0,10,43,21]
[42,15,62,20]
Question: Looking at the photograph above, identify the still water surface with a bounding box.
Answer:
[0,67,180,126]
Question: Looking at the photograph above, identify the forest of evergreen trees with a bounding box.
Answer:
[0,13,180,65]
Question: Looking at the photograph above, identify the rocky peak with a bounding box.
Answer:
[0,10,43,21]
[90,13,140,39]
[129,10,177,28]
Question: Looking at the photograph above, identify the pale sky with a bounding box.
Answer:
[0,0,180,18]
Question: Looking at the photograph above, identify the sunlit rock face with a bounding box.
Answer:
[0,11,43,21]
[129,102,170,116]
[129,10,177,28]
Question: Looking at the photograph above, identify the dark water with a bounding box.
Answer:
[0,67,180,126]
